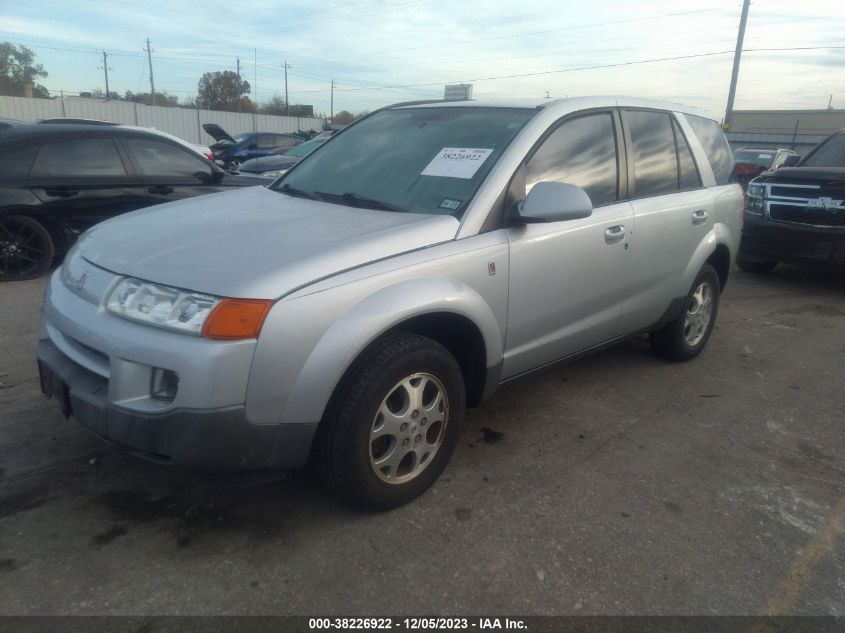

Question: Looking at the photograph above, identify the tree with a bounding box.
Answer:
[195,70,250,112]
[89,88,120,100]
[258,95,287,116]
[333,110,355,125]
[0,42,49,98]
[125,90,179,107]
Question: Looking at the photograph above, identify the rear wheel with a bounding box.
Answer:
[651,264,720,362]
[316,333,465,510]
[737,258,778,273]
[0,215,55,281]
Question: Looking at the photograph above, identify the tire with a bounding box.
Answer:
[650,264,720,362]
[0,215,55,282]
[737,258,778,274]
[316,333,465,511]
[225,158,243,171]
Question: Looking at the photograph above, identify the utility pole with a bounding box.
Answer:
[144,38,156,106]
[236,58,241,112]
[828,94,834,110]
[282,61,291,116]
[724,0,750,129]
[98,51,112,99]
[330,79,334,123]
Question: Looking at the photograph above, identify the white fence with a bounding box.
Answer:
[0,95,325,145]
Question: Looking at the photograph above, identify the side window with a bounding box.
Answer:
[274,135,297,148]
[685,114,735,185]
[525,112,618,207]
[673,119,702,190]
[771,152,789,169]
[256,134,276,149]
[31,138,126,177]
[625,110,678,197]
[0,145,38,177]
[124,138,211,178]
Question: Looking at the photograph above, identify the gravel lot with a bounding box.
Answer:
[0,265,843,615]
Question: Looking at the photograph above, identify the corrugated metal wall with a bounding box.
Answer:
[0,96,325,145]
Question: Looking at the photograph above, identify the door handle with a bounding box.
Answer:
[147,185,174,195]
[692,209,708,225]
[43,188,78,198]
[604,225,626,244]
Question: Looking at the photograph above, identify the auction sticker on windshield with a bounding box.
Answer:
[421,147,494,179]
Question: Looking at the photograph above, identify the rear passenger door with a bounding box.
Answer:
[620,109,711,331]
[503,111,634,378]
[27,135,147,231]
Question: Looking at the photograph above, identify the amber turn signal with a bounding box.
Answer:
[201,298,273,340]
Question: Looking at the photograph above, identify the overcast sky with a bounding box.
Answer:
[1,0,842,118]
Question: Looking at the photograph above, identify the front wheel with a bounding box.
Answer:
[0,215,55,282]
[316,333,465,510]
[650,264,721,362]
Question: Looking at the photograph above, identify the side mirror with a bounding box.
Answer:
[781,155,801,167]
[511,181,593,225]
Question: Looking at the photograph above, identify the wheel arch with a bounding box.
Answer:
[274,277,504,426]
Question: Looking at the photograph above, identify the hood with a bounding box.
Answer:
[202,123,235,143]
[759,166,845,183]
[77,186,460,299]
[239,155,299,173]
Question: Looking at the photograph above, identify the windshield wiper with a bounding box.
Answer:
[315,191,409,213]
[278,183,321,201]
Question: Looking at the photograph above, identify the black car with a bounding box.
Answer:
[0,121,268,281]
[237,136,327,177]
[739,129,845,272]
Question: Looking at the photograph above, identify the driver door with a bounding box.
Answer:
[503,110,634,379]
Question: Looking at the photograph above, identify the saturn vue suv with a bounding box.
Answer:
[37,97,742,509]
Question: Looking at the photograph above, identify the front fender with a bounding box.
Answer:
[278,277,503,425]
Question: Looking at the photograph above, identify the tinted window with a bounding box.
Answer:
[525,113,618,207]
[256,134,275,149]
[801,132,845,167]
[686,114,734,185]
[673,119,701,190]
[0,145,38,176]
[32,138,126,177]
[626,110,678,197]
[124,138,211,178]
[274,135,298,148]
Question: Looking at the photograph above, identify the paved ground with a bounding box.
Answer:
[0,265,843,616]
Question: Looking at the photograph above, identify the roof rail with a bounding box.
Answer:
[38,118,119,126]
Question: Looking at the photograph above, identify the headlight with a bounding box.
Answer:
[107,278,220,335]
[260,169,288,178]
[746,183,765,214]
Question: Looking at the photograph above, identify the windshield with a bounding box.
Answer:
[734,150,773,167]
[286,137,324,157]
[273,107,535,216]
[801,132,845,167]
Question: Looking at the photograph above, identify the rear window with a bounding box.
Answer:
[685,114,734,185]
[0,145,38,176]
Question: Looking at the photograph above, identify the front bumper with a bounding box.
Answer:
[37,338,317,471]
[739,214,845,268]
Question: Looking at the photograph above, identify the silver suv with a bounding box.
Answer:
[37,97,742,509]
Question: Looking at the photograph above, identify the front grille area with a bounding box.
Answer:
[769,204,845,228]
[763,181,845,229]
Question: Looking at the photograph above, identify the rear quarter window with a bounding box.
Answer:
[685,114,735,185]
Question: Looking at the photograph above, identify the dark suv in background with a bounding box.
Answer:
[739,129,845,272]
[0,121,267,281]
